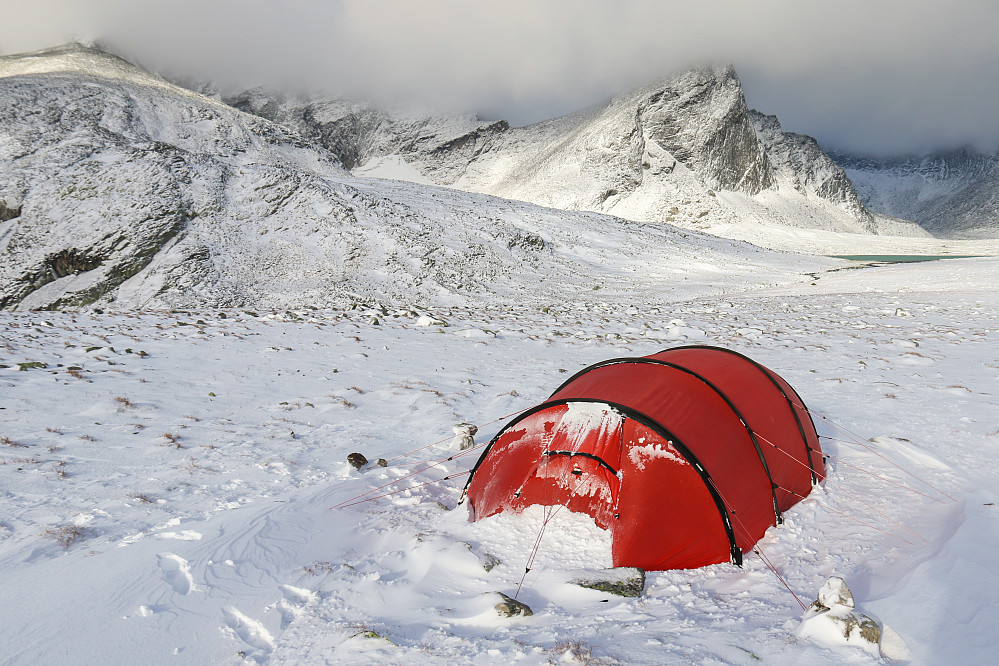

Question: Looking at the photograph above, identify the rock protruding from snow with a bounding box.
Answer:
[415,315,448,327]
[569,567,646,597]
[493,592,533,617]
[799,576,905,660]
[811,575,855,610]
[225,89,504,184]
[481,553,501,572]
[451,423,478,451]
[638,66,774,195]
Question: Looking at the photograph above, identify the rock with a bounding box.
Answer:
[451,422,478,451]
[481,553,501,572]
[800,605,882,653]
[494,592,532,617]
[799,576,888,658]
[349,629,394,644]
[569,567,645,597]
[751,111,874,230]
[415,315,448,327]
[0,200,21,222]
[346,452,367,470]
[375,458,387,467]
[811,575,855,611]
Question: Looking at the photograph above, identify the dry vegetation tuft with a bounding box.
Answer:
[42,525,89,550]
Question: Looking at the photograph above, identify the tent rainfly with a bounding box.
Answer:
[463,346,825,571]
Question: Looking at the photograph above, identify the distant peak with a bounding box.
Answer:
[1,41,104,60]
[663,62,739,85]
[0,42,172,90]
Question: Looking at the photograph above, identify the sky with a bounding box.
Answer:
[3,0,999,156]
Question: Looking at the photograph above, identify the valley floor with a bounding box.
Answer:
[708,223,999,257]
[1,258,997,664]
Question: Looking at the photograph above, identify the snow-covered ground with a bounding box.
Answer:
[2,258,997,664]
[705,221,999,256]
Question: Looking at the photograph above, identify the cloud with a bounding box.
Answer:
[4,0,999,155]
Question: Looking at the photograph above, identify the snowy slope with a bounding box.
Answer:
[228,67,883,238]
[2,258,998,664]
[832,149,999,238]
[0,45,832,312]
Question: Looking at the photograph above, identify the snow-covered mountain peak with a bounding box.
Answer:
[0,43,216,105]
[622,63,774,195]
[1,43,130,77]
[228,63,882,237]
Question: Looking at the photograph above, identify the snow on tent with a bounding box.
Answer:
[463,346,825,571]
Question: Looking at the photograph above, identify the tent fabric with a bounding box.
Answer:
[463,346,824,571]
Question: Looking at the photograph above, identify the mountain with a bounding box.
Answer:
[749,112,872,225]
[0,44,829,311]
[831,149,999,238]
[228,66,893,237]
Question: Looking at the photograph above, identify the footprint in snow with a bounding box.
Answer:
[276,584,317,629]
[222,605,275,653]
[280,584,317,604]
[157,552,195,595]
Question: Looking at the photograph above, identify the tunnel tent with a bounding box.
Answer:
[462,346,825,571]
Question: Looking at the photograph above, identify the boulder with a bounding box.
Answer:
[451,423,478,451]
[810,575,855,611]
[494,592,532,617]
[798,576,901,660]
[415,315,448,327]
[346,452,367,469]
[800,605,882,656]
[481,553,501,572]
[569,567,646,597]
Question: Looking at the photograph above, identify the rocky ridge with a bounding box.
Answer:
[832,149,999,238]
[230,66,879,235]
[751,111,874,231]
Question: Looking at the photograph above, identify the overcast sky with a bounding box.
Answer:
[4,0,999,156]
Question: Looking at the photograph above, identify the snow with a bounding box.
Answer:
[352,155,435,185]
[2,257,998,664]
[628,439,687,470]
[552,402,622,454]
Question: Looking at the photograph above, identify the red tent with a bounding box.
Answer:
[463,346,824,570]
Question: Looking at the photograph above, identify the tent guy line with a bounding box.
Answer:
[805,405,958,502]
